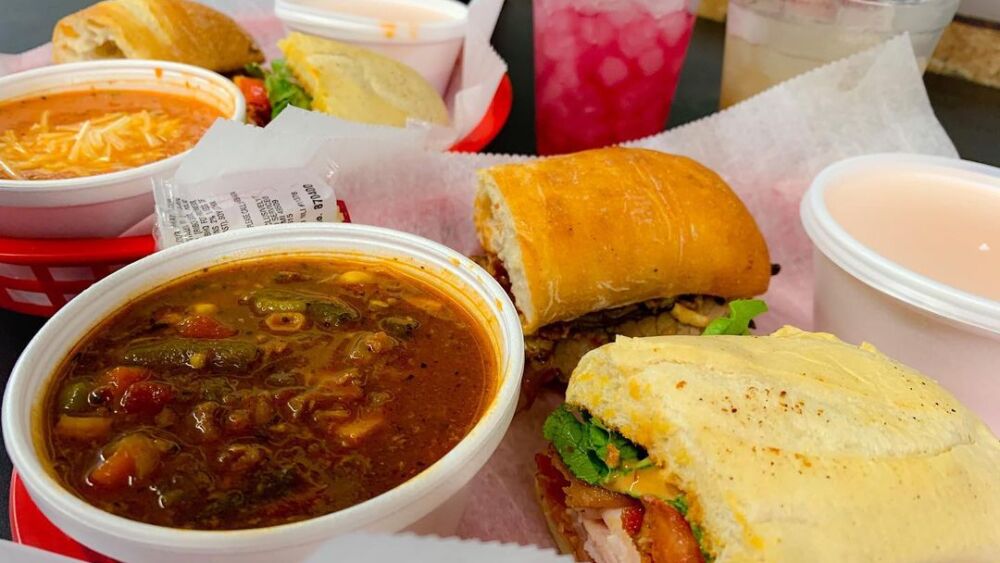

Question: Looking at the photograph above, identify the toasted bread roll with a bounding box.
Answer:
[52,0,263,73]
[474,148,771,335]
[278,32,449,127]
[565,327,1000,561]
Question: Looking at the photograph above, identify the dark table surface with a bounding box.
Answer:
[1,0,999,547]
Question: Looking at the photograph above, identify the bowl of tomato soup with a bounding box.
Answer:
[0,60,245,238]
[3,223,523,562]
[801,154,1000,432]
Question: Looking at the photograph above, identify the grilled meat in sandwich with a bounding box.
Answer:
[537,327,1000,562]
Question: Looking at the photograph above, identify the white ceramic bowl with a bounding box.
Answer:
[275,0,467,94]
[801,153,1000,432]
[0,60,246,239]
[2,223,524,563]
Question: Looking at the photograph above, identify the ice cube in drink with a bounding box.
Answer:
[533,0,698,155]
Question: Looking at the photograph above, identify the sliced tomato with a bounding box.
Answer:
[621,504,645,537]
[640,496,704,563]
[121,381,173,415]
[234,75,271,126]
[234,75,268,106]
[98,366,154,402]
[176,314,237,339]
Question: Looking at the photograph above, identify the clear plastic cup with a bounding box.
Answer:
[533,0,700,155]
[720,0,961,108]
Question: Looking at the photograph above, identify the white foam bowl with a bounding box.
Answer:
[801,154,1000,432]
[275,0,467,94]
[2,223,524,563]
[0,60,246,239]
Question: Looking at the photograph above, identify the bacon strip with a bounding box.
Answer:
[535,452,591,561]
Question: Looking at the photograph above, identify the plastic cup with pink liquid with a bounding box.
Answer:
[533,0,700,155]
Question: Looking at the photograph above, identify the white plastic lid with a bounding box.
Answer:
[275,0,468,44]
[801,153,1000,335]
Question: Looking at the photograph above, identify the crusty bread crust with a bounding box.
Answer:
[566,327,1000,562]
[52,0,263,73]
[474,148,771,335]
[278,33,449,127]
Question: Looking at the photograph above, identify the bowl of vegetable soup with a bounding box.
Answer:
[3,222,524,562]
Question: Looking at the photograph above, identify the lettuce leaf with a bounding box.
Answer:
[691,524,714,561]
[243,62,265,79]
[543,408,713,559]
[542,404,650,486]
[262,59,312,119]
[667,495,689,517]
[701,298,768,336]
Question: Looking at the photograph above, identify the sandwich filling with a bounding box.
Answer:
[536,304,769,562]
[239,60,312,126]
[539,406,712,563]
[476,254,767,406]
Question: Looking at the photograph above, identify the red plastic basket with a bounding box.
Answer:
[10,471,117,562]
[0,236,155,317]
[0,76,512,318]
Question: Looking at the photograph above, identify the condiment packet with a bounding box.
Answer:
[152,106,441,248]
[152,116,343,249]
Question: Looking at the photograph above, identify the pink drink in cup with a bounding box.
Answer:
[533,0,698,155]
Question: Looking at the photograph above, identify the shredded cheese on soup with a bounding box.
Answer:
[0,90,223,181]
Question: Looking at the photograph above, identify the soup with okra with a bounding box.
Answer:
[41,256,496,530]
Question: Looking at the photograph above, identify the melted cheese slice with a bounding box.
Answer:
[605,467,681,500]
